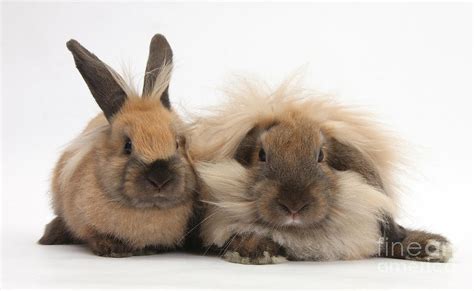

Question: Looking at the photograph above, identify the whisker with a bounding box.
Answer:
[219,232,239,257]
[177,212,218,243]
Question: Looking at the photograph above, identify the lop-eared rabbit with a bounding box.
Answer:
[190,79,452,264]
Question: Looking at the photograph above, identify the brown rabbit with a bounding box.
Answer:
[39,34,197,257]
[190,78,452,264]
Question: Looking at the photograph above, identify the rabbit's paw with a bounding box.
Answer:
[222,234,287,265]
[223,250,287,265]
[408,239,452,263]
[403,230,452,263]
[88,235,135,258]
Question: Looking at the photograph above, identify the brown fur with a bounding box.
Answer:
[40,35,196,257]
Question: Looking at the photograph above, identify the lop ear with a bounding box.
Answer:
[66,39,127,121]
[142,34,173,109]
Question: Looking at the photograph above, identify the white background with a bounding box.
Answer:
[1,2,472,289]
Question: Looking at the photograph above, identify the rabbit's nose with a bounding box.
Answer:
[277,199,311,215]
[146,159,173,191]
[147,174,171,190]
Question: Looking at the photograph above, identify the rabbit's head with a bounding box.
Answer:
[67,35,195,208]
[230,113,340,228]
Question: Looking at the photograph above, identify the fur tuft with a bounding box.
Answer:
[57,115,108,191]
[106,62,173,101]
[147,63,173,100]
[105,63,140,98]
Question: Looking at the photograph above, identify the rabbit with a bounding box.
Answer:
[38,34,197,257]
[189,78,452,264]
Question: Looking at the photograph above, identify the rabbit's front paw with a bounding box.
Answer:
[222,234,286,265]
[88,235,135,258]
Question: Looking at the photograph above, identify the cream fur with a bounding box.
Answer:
[57,114,108,191]
[191,78,402,261]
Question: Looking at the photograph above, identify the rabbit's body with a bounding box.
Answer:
[50,113,193,250]
[191,79,451,264]
[40,35,197,257]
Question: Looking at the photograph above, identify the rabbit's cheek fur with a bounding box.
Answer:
[95,146,129,203]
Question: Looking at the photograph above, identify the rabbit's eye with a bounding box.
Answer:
[176,139,180,149]
[317,148,324,163]
[258,148,266,162]
[124,138,132,155]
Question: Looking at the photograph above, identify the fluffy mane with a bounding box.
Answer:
[189,76,404,199]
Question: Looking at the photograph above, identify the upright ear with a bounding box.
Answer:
[142,34,173,109]
[66,39,127,121]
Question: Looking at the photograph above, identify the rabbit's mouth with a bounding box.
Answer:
[122,183,190,208]
[119,173,191,209]
[128,195,187,209]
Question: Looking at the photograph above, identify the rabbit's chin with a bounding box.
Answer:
[258,212,329,230]
[117,191,189,209]
[119,178,190,209]
[257,202,330,230]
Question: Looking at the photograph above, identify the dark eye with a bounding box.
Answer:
[124,138,132,155]
[258,148,266,162]
[176,138,180,149]
[317,148,324,163]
